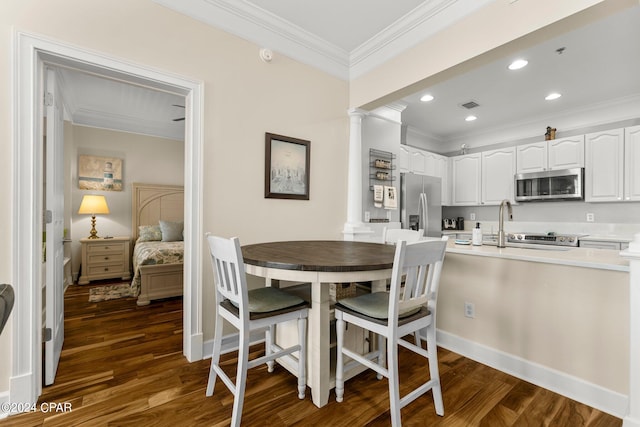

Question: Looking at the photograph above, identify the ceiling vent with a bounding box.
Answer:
[461,101,480,109]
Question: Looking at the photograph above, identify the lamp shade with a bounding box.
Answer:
[78,195,110,215]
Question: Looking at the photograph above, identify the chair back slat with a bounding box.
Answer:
[207,234,249,316]
[389,237,448,321]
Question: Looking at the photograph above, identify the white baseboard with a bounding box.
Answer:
[185,332,203,362]
[437,330,628,418]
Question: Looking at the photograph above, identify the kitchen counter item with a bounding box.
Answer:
[507,232,584,247]
[472,222,482,246]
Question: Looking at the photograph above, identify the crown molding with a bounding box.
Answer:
[350,0,495,78]
[153,0,492,81]
[154,0,350,79]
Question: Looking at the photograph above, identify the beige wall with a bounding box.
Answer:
[439,254,629,394]
[0,0,348,393]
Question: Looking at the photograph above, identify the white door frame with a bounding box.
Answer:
[11,31,204,403]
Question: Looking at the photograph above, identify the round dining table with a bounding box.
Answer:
[242,240,396,407]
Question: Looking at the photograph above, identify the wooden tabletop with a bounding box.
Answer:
[241,240,396,272]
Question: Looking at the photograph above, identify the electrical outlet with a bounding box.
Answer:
[586,213,595,222]
[470,213,476,221]
[464,302,475,318]
[364,211,370,222]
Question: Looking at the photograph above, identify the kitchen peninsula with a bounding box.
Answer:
[437,241,629,417]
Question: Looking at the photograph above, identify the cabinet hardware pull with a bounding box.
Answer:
[104,257,109,260]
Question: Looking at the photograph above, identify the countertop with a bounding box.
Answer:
[445,240,629,272]
[578,234,633,243]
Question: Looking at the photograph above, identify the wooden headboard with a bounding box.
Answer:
[132,183,184,241]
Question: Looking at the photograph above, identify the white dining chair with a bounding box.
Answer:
[335,236,448,427]
[205,234,309,427]
[382,227,423,244]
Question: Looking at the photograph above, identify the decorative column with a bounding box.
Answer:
[342,108,371,240]
[621,234,640,427]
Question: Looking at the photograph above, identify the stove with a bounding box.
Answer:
[507,232,584,247]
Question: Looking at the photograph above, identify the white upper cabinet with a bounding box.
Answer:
[587,126,640,202]
[585,128,624,202]
[516,136,584,173]
[397,145,449,205]
[548,136,585,170]
[451,153,481,206]
[397,145,410,173]
[410,150,426,174]
[625,125,640,201]
[516,142,547,173]
[481,147,516,205]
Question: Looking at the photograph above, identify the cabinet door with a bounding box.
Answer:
[436,155,450,206]
[482,147,516,205]
[585,128,624,202]
[397,145,410,173]
[516,142,547,173]
[548,135,584,170]
[423,151,439,176]
[451,153,481,206]
[625,125,640,201]
[410,149,426,174]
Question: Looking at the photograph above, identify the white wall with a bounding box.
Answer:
[361,113,402,224]
[69,125,184,279]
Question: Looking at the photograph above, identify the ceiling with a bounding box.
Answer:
[57,1,640,144]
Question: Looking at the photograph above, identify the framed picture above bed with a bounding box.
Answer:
[264,132,310,200]
[78,155,123,191]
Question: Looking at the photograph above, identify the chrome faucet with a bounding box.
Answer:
[497,199,513,248]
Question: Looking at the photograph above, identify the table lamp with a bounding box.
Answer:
[78,195,110,239]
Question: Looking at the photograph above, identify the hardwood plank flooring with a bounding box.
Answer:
[4,281,622,426]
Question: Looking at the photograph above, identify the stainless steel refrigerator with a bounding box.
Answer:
[400,172,442,238]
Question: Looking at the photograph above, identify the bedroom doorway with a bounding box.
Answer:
[13,32,204,402]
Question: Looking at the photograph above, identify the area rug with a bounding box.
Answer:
[89,283,134,302]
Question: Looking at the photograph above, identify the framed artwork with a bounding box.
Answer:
[264,133,310,200]
[78,155,123,191]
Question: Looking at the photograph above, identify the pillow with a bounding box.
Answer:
[138,224,162,242]
[160,220,184,242]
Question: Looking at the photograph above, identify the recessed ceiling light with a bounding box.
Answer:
[465,115,477,122]
[420,94,434,102]
[545,92,562,100]
[508,59,528,70]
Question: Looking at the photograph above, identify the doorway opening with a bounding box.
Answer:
[13,31,204,403]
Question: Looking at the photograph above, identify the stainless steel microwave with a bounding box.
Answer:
[514,168,584,202]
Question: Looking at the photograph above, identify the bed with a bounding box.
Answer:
[131,183,184,306]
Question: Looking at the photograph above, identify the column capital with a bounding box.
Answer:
[347,108,368,118]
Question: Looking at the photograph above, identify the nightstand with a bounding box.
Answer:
[78,237,131,285]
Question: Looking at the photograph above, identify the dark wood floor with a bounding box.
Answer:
[5,280,622,426]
